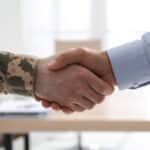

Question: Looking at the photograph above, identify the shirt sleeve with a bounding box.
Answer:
[0,51,37,96]
[107,32,150,90]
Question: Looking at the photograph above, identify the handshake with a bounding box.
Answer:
[35,48,116,113]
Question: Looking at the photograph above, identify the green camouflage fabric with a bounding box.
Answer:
[0,52,37,96]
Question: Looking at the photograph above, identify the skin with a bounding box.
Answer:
[36,48,116,113]
[34,56,113,113]
[48,48,116,86]
[50,48,116,112]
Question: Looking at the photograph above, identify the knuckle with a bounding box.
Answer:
[77,48,87,58]
[78,47,88,52]
[77,47,85,52]
[69,48,76,51]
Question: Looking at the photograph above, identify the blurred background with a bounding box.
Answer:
[1,0,150,150]
[0,0,149,55]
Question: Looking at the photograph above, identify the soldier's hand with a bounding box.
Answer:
[35,95,73,114]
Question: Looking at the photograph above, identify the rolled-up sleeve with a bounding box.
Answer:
[0,51,37,96]
[107,32,150,90]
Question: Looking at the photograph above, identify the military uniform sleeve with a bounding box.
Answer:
[0,51,37,96]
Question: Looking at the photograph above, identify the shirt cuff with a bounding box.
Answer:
[107,40,150,90]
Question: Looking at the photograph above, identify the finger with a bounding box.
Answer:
[35,95,45,102]
[87,74,114,95]
[70,103,85,112]
[48,48,83,70]
[34,95,53,105]
[35,95,58,109]
[62,110,74,114]
[51,103,62,111]
[48,102,72,112]
[51,103,73,113]
[41,101,52,108]
[85,88,105,104]
[49,102,73,113]
[61,107,74,114]
[74,97,95,110]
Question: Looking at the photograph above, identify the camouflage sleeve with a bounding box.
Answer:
[0,51,37,96]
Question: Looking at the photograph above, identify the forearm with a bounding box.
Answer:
[0,51,38,96]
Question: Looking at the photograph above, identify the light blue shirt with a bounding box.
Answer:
[107,32,150,90]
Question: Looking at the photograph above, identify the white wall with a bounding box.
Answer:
[0,0,22,51]
[0,0,108,54]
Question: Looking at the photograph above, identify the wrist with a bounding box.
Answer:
[101,51,117,86]
[34,59,43,97]
[6,53,38,96]
[34,57,50,98]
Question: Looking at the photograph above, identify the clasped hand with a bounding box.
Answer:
[35,48,116,113]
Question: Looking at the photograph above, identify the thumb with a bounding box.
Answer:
[48,49,83,70]
[48,57,68,70]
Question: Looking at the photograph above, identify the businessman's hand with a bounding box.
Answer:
[34,56,113,113]
[48,48,116,87]
[45,48,116,113]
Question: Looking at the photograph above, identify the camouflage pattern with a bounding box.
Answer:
[0,52,37,96]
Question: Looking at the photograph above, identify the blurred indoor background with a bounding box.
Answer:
[0,0,149,55]
[1,0,150,150]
